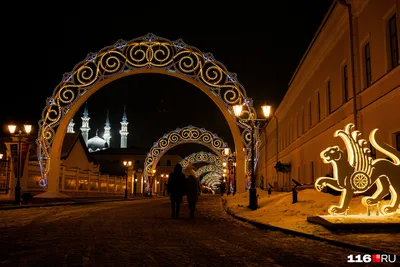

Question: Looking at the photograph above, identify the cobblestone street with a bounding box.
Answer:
[0,195,391,266]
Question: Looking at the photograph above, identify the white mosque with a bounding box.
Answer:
[67,103,129,152]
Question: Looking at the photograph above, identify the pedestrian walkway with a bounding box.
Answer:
[0,196,155,210]
[222,189,400,255]
[1,191,398,255]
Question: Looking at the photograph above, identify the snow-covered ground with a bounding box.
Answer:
[224,188,400,254]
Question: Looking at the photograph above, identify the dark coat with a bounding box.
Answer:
[167,171,186,201]
[186,175,200,202]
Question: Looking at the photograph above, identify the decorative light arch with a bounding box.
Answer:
[180,151,224,169]
[195,164,223,178]
[144,125,229,182]
[202,172,223,189]
[36,33,260,197]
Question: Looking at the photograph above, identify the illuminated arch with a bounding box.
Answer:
[180,151,223,169]
[202,172,223,189]
[144,126,229,181]
[36,33,260,197]
[195,164,223,178]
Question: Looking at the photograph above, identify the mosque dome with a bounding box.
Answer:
[87,135,108,152]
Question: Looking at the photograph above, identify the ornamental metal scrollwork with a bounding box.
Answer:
[195,164,223,178]
[37,33,258,188]
[144,125,229,183]
[180,151,224,169]
[202,172,223,189]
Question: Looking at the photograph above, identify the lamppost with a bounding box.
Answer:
[223,148,237,195]
[150,169,156,197]
[233,161,237,195]
[8,124,32,205]
[123,160,132,199]
[260,106,279,189]
[164,174,169,196]
[134,178,137,196]
[233,103,270,210]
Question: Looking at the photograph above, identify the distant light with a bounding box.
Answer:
[24,124,32,134]
[8,125,16,134]
[262,104,271,118]
[233,105,243,117]
[223,148,230,156]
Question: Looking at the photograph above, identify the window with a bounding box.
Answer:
[388,14,399,69]
[309,100,312,127]
[343,64,349,102]
[364,42,372,86]
[297,114,301,136]
[326,81,331,114]
[396,132,400,151]
[297,165,300,180]
[310,161,314,183]
[301,107,305,133]
[166,160,171,166]
[316,91,321,122]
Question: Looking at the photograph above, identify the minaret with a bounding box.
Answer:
[67,119,75,133]
[103,109,111,148]
[80,102,90,144]
[119,105,129,148]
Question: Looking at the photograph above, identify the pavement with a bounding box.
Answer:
[0,196,152,210]
[1,194,398,256]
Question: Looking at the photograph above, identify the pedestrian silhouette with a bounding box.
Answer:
[183,167,201,218]
[167,164,186,219]
[220,182,226,196]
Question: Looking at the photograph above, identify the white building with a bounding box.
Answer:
[67,103,130,152]
[257,0,400,191]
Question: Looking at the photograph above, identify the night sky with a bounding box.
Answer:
[2,1,333,156]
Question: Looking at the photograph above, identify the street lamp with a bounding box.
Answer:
[134,178,137,196]
[123,160,132,199]
[8,124,32,205]
[233,103,270,210]
[261,105,279,189]
[150,169,156,197]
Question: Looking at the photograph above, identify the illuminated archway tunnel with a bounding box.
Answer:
[202,172,224,189]
[195,164,223,178]
[180,151,224,169]
[144,126,229,187]
[36,33,262,197]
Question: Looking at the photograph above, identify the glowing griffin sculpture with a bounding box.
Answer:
[315,123,400,216]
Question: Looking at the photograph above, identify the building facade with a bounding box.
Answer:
[257,0,400,190]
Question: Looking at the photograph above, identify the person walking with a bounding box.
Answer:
[167,164,186,219]
[184,167,201,218]
[219,181,226,196]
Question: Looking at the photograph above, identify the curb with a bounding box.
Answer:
[0,197,153,210]
[221,198,391,255]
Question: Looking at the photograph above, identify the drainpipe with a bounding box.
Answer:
[336,0,358,129]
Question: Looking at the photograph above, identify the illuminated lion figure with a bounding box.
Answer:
[315,123,400,215]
